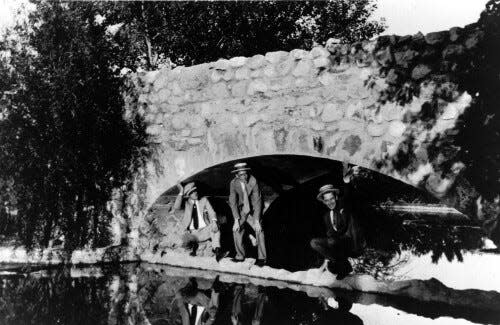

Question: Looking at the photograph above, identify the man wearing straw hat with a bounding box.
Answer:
[310,166,365,279]
[173,182,225,262]
[229,162,267,267]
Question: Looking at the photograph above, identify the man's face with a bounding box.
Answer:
[236,171,249,182]
[322,192,337,210]
[189,190,199,200]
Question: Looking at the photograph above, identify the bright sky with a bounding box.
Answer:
[374,0,489,35]
[0,0,490,36]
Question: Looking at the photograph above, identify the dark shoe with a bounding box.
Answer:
[327,260,338,274]
[212,275,223,293]
[231,258,244,263]
[255,259,266,267]
[214,247,227,262]
[336,260,353,280]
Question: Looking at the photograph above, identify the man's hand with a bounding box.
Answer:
[176,182,184,196]
[211,222,219,233]
[342,161,360,184]
[254,220,262,233]
[232,220,240,232]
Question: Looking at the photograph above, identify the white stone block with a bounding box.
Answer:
[265,51,288,64]
[229,56,248,67]
[310,46,330,58]
[313,57,330,68]
[388,121,406,137]
[247,54,265,69]
[321,103,344,122]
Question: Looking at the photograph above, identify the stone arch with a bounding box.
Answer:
[139,153,449,268]
[125,26,496,248]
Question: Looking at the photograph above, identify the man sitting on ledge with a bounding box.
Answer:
[311,165,366,280]
[172,182,225,262]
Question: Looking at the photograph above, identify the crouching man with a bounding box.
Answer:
[310,180,365,280]
[173,182,225,262]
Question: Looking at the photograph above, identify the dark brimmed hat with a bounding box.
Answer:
[316,184,340,202]
[231,162,251,174]
[183,182,198,197]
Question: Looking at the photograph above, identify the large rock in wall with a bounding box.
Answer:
[121,23,492,251]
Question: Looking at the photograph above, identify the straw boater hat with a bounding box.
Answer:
[231,162,251,174]
[316,184,340,202]
[183,182,198,197]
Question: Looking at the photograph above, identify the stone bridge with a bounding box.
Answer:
[124,25,482,226]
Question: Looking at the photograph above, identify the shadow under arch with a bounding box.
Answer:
[144,154,488,272]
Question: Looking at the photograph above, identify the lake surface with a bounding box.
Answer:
[1,263,499,325]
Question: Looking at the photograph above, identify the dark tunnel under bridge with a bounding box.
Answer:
[148,155,482,272]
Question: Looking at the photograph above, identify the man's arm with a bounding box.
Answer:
[170,192,183,213]
[228,180,241,221]
[251,180,263,222]
[204,197,217,222]
[169,183,184,213]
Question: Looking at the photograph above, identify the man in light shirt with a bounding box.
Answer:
[229,162,267,267]
[173,182,224,262]
[310,165,365,280]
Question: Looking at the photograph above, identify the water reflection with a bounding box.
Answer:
[166,277,364,325]
[0,264,499,325]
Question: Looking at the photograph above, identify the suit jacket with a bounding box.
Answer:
[322,185,365,255]
[229,175,262,223]
[172,195,217,231]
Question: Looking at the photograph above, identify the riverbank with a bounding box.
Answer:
[2,244,500,313]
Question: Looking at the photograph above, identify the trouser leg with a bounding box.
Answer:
[210,227,221,249]
[233,225,246,260]
[231,285,244,322]
[310,237,351,260]
[248,216,267,261]
[191,225,221,250]
[256,229,267,261]
[310,237,353,273]
[253,290,267,323]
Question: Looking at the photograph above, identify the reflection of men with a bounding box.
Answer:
[310,179,365,280]
[175,277,222,325]
[314,296,363,325]
[173,182,224,262]
[231,285,268,325]
[229,162,267,267]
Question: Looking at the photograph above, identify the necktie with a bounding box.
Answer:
[189,304,198,325]
[240,181,251,216]
[192,202,199,230]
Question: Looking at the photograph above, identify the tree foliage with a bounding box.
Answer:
[0,2,153,250]
[101,0,385,68]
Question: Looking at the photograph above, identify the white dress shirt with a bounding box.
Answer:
[189,199,207,230]
[330,210,337,231]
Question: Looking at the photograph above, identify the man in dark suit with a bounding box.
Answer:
[172,182,224,262]
[310,171,366,279]
[229,162,267,267]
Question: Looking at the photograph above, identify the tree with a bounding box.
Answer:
[0,1,153,250]
[101,0,386,68]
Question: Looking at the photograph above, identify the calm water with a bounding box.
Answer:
[1,263,499,325]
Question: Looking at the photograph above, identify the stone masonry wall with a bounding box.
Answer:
[122,24,488,252]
